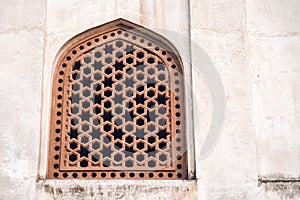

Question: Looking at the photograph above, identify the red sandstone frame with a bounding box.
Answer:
[47,19,195,180]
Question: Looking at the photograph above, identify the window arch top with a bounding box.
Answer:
[48,19,186,179]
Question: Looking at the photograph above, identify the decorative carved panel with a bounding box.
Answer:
[48,19,186,179]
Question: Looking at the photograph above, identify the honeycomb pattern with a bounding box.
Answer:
[48,20,186,180]
[64,40,172,170]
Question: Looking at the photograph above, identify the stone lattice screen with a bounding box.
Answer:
[48,19,186,179]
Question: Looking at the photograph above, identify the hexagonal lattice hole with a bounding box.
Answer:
[137,52,144,59]
[115,83,123,92]
[105,57,112,64]
[71,106,80,115]
[136,107,145,115]
[126,57,134,64]
[103,124,111,132]
[136,141,145,150]
[70,128,78,139]
[136,154,144,162]
[93,72,101,81]
[82,124,90,132]
[80,160,88,167]
[126,68,134,75]
[103,160,111,167]
[91,153,100,162]
[146,99,156,109]
[92,82,101,92]
[102,135,112,144]
[72,83,81,92]
[147,68,155,75]
[115,51,123,58]
[156,63,166,71]
[158,107,166,115]
[94,51,102,58]
[82,100,91,109]
[104,67,113,75]
[125,124,133,132]
[147,124,156,132]
[104,90,112,97]
[114,117,123,127]
[136,73,145,81]
[114,129,124,141]
[158,85,166,92]
[104,100,112,109]
[70,117,79,128]
[71,71,81,81]
[136,84,145,92]
[83,67,91,75]
[114,154,122,162]
[70,142,78,150]
[114,71,123,81]
[114,106,123,115]
[159,142,167,150]
[125,160,133,167]
[147,90,155,98]
[158,74,166,81]
[148,110,158,122]
[114,142,123,150]
[158,118,167,126]
[125,100,134,110]
[125,90,133,98]
[82,89,91,98]
[92,141,100,150]
[136,118,145,126]
[80,110,91,122]
[147,57,155,64]
[115,41,123,48]
[92,118,100,126]
[125,135,134,144]
[159,154,167,162]
[148,136,156,144]
[81,135,90,144]
[69,154,77,162]
[84,57,91,64]
[148,160,156,168]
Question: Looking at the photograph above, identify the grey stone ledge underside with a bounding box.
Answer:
[37,179,197,199]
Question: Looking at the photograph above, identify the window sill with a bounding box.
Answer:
[36,179,197,199]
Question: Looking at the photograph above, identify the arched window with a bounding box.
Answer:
[48,19,186,179]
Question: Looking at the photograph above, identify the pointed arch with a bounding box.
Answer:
[48,19,186,179]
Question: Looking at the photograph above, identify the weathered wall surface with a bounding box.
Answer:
[191,0,259,198]
[191,0,300,198]
[247,0,300,179]
[0,0,299,199]
[0,0,45,199]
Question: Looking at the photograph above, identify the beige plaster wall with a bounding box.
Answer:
[0,0,299,199]
[247,0,300,179]
[191,0,259,198]
[0,0,45,199]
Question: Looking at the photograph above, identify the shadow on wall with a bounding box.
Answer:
[150,27,225,159]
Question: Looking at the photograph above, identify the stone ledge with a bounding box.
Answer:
[36,179,197,200]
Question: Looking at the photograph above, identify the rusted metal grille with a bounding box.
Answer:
[48,19,186,179]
